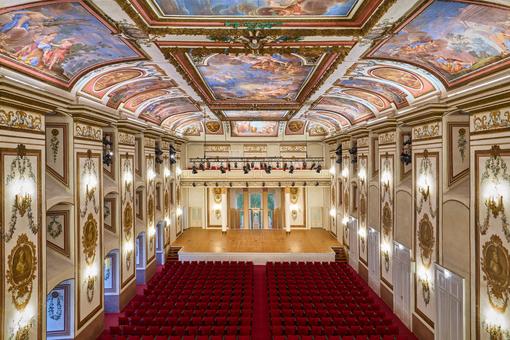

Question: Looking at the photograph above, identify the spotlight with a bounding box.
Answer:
[278,182,281,187]
[245,182,249,188]
[192,164,198,174]
[220,164,226,174]
[303,182,307,186]
[169,145,177,164]
[302,161,307,169]
[283,163,288,171]
[251,162,255,168]
[204,182,208,187]
[206,161,211,169]
[192,182,196,187]
[243,165,249,174]
[276,162,280,168]
[262,182,266,187]
[234,162,238,169]
[289,165,295,174]
[199,162,205,171]
[246,162,251,171]
[315,181,319,186]
[229,182,233,187]
[215,182,219,187]
[227,163,231,171]
[155,146,164,164]
[102,136,113,166]
[316,164,322,173]
[291,182,295,187]
[310,162,316,170]
[265,165,272,174]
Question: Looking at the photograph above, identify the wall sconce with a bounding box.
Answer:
[164,167,171,178]
[169,145,177,164]
[417,175,431,201]
[381,170,391,192]
[176,167,182,177]
[124,241,133,270]
[358,168,366,186]
[155,146,164,164]
[358,228,366,239]
[485,186,504,219]
[381,242,390,272]
[342,216,350,225]
[85,265,98,303]
[176,207,183,217]
[213,203,222,219]
[341,167,349,179]
[102,136,113,166]
[147,168,156,181]
[417,266,431,305]
[12,310,35,340]
[329,166,336,176]
[482,309,510,340]
[330,207,336,218]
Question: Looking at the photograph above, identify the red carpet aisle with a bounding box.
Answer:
[253,266,271,340]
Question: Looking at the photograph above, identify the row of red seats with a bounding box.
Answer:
[110,325,251,336]
[270,316,392,327]
[119,316,252,326]
[102,335,250,340]
[273,336,410,340]
[271,324,400,336]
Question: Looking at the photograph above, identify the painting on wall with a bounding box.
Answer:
[231,121,279,137]
[196,53,313,101]
[313,96,374,123]
[369,66,435,98]
[379,153,394,288]
[153,0,360,17]
[223,110,289,120]
[0,1,143,88]
[46,283,71,337]
[46,123,68,186]
[367,1,510,87]
[448,122,469,185]
[47,210,70,258]
[104,197,116,234]
[182,123,203,136]
[285,120,306,135]
[104,256,113,290]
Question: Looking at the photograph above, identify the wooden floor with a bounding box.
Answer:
[172,228,341,253]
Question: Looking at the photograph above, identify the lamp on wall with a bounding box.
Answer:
[164,167,171,178]
[330,207,336,218]
[381,170,391,193]
[482,307,510,339]
[169,145,177,164]
[329,165,336,175]
[485,182,504,218]
[417,265,432,305]
[176,166,182,177]
[213,203,222,219]
[358,167,366,186]
[380,242,390,271]
[290,204,299,220]
[417,173,431,201]
[176,207,183,217]
[341,167,349,179]
[85,265,98,303]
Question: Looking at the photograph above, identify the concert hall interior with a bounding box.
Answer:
[0,0,509,339]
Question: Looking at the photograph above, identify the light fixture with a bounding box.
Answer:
[316,164,322,173]
[192,164,198,174]
[290,204,299,220]
[349,145,357,164]
[220,164,226,174]
[417,266,432,305]
[213,203,222,219]
[358,228,366,239]
[358,168,367,185]
[485,185,504,218]
[169,145,177,164]
[381,170,391,192]
[147,168,156,181]
[289,165,295,174]
[164,167,171,178]
[176,166,182,177]
[102,136,113,166]
[176,207,182,217]
[342,216,349,225]
[341,167,349,179]
[85,265,98,302]
[483,308,510,339]
[330,207,336,217]
[417,174,430,201]
[329,165,336,175]
[381,242,390,271]
[155,146,164,164]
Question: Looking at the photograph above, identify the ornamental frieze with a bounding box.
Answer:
[357,137,369,148]
[74,123,102,141]
[280,144,306,153]
[161,141,170,150]
[472,109,510,133]
[144,138,156,148]
[341,141,351,149]
[205,144,230,153]
[412,122,441,140]
[0,109,43,132]
[244,144,267,153]
[118,132,135,146]
[378,132,396,145]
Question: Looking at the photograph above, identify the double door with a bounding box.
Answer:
[229,188,282,229]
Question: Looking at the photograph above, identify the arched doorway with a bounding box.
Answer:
[46,279,74,339]
[156,221,165,265]
[135,232,146,284]
[104,250,120,312]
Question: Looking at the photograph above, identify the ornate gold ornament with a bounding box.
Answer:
[421,279,431,306]
[7,233,37,311]
[360,194,367,223]
[481,234,510,313]
[148,196,155,222]
[382,202,392,240]
[86,275,95,303]
[0,109,42,131]
[123,202,133,241]
[80,151,99,218]
[82,213,98,265]
[4,144,39,241]
[290,187,299,204]
[74,123,102,141]
[482,320,510,340]
[412,122,440,140]
[12,321,34,340]
[417,151,436,218]
[343,190,349,213]
[418,214,435,269]
[479,145,510,242]
[473,110,510,133]
[164,190,169,214]
[213,188,222,204]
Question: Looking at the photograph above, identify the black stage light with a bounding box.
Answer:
[315,181,319,186]
[192,182,196,187]
[227,163,231,171]
[289,165,295,174]
[310,162,316,170]
[276,162,280,168]
[243,165,249,174]
[220,164,226,174]
[192,164,198,174]
[316,164,322,173]
[169,145,177,164]
[302,161,307,169]
[199,162,205,171]
[204,182,208,187]
[283,162,288,171]
[234,162,238,168]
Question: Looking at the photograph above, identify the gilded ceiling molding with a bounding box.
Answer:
[471,109,510,134]
[113,0,398,37]
[378,131,395,145]
[0,109,43,132]
[74,123,102,141]
[205,145,230,153]
[244,144,267,153]
[412,121,441,141]
[118,132,136,146]
[280,145,307,153]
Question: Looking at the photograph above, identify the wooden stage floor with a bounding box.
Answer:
[172,228,341,254]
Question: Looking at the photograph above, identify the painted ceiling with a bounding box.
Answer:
[1,0,509,139]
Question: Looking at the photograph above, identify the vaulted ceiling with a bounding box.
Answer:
[1,0,509,139]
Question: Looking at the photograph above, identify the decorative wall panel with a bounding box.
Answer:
[103,132,115,179]
[76,150,102,328]
[414,150,439,328]
[342,154,350,248]
[1,145,42,339]
[358,154,368,265]
[146,155,156,264]
[45,123,69,186]
[163,156,172,247]
[448,123,469,185]
[120,154,135,287]
[46,210,70,258]
[475,145,510,339]
[104,197,116,234]
[380,152,394,288]
[46,283,71,337]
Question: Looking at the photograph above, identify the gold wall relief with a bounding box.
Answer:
[82,213,98,266]
[416,152,436,218]
[290,187,299,204]
[7,233,37,311]
[80,152,99,218]
[418,214,435,269]
[148,196,155,223]
[74,123,102,141]
[478,146,510,241]
[382,202,392,239]
[412,121,441,140]
[123,202,133,241]
[4,144,39,241]
[472,110,510,133]
[481,235,510,313]
[213,188,222,204]
[0,109,43,132]
[360,194,367,223]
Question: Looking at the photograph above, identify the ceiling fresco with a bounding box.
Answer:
[222,110,289,120]
[308,123,328,136]
[231,121,280,137]
[327,87,391,112]
[138,97,200,124]
[312,96,375,123]
[106,78,178,108]
[334,77,409,108]
[182,122,203,136]
[366,0,510,87]
[205,120,224,135]
[152,0,360,17]
[0,1,143,88]
[285,120,306,135]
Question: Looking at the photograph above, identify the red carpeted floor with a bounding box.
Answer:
[99,262,416,340]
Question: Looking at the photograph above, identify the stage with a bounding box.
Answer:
[171,228,341,264]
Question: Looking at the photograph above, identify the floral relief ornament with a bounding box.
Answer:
[418,213,435,269]
[47,216,63,239]
[416,152,436,218]
[4,144,39,242]
[7,233,37,311]
[479,145,510,242]
[49,128,60,163]
[82,213,98,265]
[80,151,99,218]
[457,128,467,161]
[481,234,510,313]
[0,109,42,131]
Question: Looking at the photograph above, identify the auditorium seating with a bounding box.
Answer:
[100,261,414,339]
[267,262,404,339]
[104,261,253,339]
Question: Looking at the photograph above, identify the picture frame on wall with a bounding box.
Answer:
[47,210,70,258]
[104,197,116,234]
[45,123,69,186]
[46,283,71,337]
[447,122,469,186]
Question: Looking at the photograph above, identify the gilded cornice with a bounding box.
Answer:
[412,121,441,141]
[74,122,102,141]
[0,109,43,132]
[471,108,510,134]
[118,132,136,146]
[205,144,230,152]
